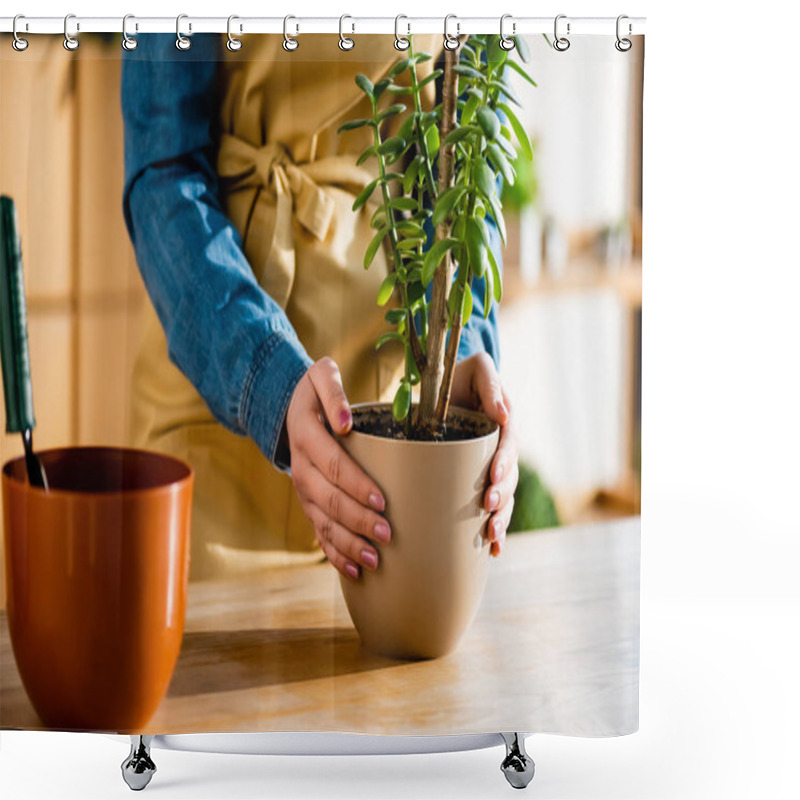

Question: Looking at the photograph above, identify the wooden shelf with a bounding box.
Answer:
[502,256,642,308]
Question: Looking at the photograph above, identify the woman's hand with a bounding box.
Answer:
[285,357,390,581]
[450,353,519,557]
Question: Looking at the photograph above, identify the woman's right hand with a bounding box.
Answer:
[285,357,391,581]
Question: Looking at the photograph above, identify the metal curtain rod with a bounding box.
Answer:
[0,15,646,37]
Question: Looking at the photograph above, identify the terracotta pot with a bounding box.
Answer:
[2,447,193,732]
[336,403,499,659]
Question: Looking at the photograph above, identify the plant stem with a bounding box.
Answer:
[435,51,493,421]
[418,43,459,432]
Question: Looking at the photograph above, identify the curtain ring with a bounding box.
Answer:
[394,14,410,51]
[499,14,516,51]
[121,14,138,51]
[12,15,28,51]
[339,14,355,51]
[227,15,243,51]
[443,14,460,51]
[615,15,632,52]
[553,14,570,52]
[175,14,191,50]
[63,13,79,51]
[283,15,299,51]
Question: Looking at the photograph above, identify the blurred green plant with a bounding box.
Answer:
[508,461,560,533]
[500,140,539,213]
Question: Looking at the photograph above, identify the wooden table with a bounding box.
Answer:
[1,519,640,736]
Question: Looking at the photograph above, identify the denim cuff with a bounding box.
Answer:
[240,328,313,474]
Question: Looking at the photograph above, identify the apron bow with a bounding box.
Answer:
[217,133,336,308]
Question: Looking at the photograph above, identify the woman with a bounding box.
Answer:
[120,32,518,582]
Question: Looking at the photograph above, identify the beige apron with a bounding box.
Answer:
[130,34,443,581]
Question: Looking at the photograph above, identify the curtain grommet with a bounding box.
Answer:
[394,15,410,51]
[63,13,79,51]
[227,15,243,52]
[615,15,632,52]
[175,14,191,51]
[499,14,516,51]
[443,13,460,51]
[121,14,138,51]
[553,14,570,52]
[283,15,299,51]
[12,15,28,51]
[339,14,355,51]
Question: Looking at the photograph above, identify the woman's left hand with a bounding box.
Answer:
[450,353,519,557]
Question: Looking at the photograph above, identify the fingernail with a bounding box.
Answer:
[488,490,500,511]
[340,409,352,429]
[368,493,385,512]
[496,398,507,417]
[361,549,378,570]
[493,516,502,535]
[494,463,504,482]
[374,521,391,543]
[345,562,360,579]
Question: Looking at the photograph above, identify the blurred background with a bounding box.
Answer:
[0,33,643,607]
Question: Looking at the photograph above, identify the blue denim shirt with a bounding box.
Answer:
[120,34,502,472]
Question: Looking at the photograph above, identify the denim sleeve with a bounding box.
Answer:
[121,34,313,472]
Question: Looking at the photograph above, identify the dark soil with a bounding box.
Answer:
[351,405,495,442]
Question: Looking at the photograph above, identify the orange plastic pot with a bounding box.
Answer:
[2,446,192,732]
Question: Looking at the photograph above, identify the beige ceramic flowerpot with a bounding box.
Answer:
[336,403,499,659]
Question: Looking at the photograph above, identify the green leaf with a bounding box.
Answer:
[396,237,425,250]
[373,78,392,101]
[421,237,458,286]
[466,218,488,278]
[392,381,412,421]
[487,245,502,303]
[414,52,432,64]
[487,142,515,186]
[462,282,474,323]
[487,34,507,66]
[443,125,479,148]
[477,107,501,140]
[417,69,443,90]
[377,136,406,158]
[376,330,404,350]
[403,156,422,195]
[357,146,376,166]
[514,34,532,63]
[352,178,379,212]
[389,196,418,211]
[475,160,497,199]
[398,113,416,142]
[497,102,532,160]
[371,206,386,229]
[424,125,439,159]
[473,214,490,246]
[396,219,425,238]
[490,76,522,107]
[483,260,494,318]
[377,103,407,123]
[432,185,466,227]
[388,58,412,78]
[377,272,397,305]
[386,85,413,95]
[461,93,481,126]
[337,118,373,134]
[483,192,507,245]
[364,228,387,270]
[355,73,374,99]
[453,64,486,83]
[494,130,518,159]
[505,58,537,86]
[385,308,406,324]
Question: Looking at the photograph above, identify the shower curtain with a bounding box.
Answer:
[0,26,642,743]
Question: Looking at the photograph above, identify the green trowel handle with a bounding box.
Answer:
[0,195,36,435]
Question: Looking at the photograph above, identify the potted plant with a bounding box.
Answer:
[335,34,535,659]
